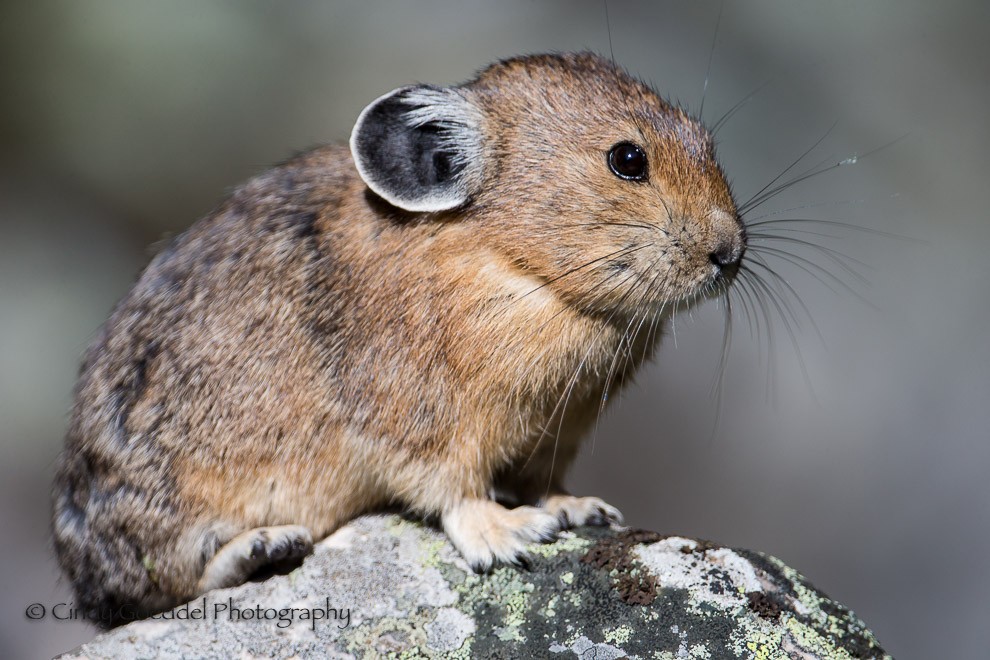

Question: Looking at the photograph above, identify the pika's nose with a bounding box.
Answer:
[706,211,747,272]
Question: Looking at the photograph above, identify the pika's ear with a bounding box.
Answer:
[350,85,485,213]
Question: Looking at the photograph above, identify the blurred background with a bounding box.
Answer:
[1,0,986,657]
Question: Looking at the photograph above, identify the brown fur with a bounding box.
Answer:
[52,52,745,625]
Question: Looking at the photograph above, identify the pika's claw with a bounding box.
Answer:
[542,495,624,528]
[199,525,313,593]
[442,499,562,573]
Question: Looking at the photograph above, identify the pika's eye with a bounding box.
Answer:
[607,142,648,181]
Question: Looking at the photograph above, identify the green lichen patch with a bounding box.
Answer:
[457,527,739,657]
[527,531,593,558]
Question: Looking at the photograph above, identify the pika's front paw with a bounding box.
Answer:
[542,495,624,528]
[442,499,562,573]
[199,525,313,592]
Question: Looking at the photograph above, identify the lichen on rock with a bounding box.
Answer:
[59,514,891,659]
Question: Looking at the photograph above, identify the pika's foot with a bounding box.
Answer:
[542,494,624,528]
[198,525,313,593]
[442,499,562,573]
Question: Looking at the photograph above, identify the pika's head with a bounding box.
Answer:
[351,52,745,316]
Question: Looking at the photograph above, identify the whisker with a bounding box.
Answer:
[741,121,838,212]
[735,268,777,402]
[710,281,733,396]
[740,263,806,338]
[539,262,660,495]
[511,263,642,397]
[707,285,733,444]
[731,272,759,340]
[740,156,843,216]
[520,264,644,482]
[748,245,878,309]
[746,216,920,242]
[497,243,648,315]
[596,259,671,424]
[600,313,642,415]
[711,76,774,135]
[744,199,868,222]
[603,0,616,72]
[557,221,660,232]
[747,234,872,278]
[739,264,818,403]
[740,134,909,216]
[745,253,827,349]
[698,0,725,121]
[590,258,673,455]
[748,226,843,240]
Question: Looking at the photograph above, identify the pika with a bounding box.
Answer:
[52,52,745,625]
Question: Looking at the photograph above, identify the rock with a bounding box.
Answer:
[59,515,890,659]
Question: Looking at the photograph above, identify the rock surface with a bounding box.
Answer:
[61,514,890,659]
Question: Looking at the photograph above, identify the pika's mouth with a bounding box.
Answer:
[711,254,742,285]
[681,255,743,307]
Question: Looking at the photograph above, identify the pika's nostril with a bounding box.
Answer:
[709,244,737,268]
